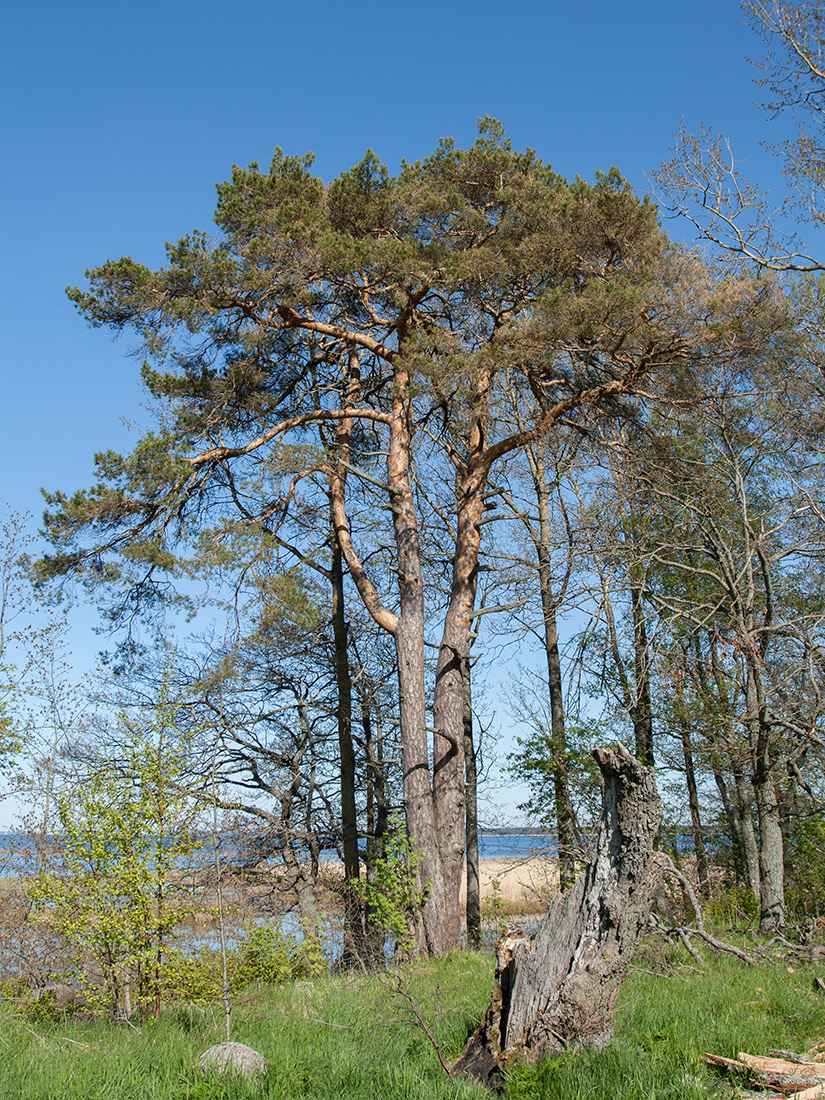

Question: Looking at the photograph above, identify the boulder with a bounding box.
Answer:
[197,1042,269,1081]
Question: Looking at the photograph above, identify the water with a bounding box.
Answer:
[0,829,559,877]
[476,831,557,858]
[0,827,720,878]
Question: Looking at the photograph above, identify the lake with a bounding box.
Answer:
[0,829,559,877]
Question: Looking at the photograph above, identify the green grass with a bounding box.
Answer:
[506,950,825,1100]
[1,948,824,1099]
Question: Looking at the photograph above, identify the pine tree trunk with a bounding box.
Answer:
[454,746,662,1088]
[430,465,486,952]
[378,357,454,956]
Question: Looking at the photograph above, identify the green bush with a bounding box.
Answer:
[354,813,426,958]
[158,946,224,1004]
[234,922,298,986]
[703,883,759,928]
[786,812,825,918]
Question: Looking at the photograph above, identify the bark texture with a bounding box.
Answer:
[454,745,662,1088]
[463,654,481,948]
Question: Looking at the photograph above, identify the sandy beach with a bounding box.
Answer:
[460,856,560,914]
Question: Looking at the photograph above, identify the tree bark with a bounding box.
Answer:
[734,767,763,906]
[746,657,785,929]
[680,726,710,896]
[454,745,662,1088]
[362,679,390,963]
[430,462,486,951]
[386,363,454,956]
[754,771,785,930]
[329,347,453,955]
[673,684,711,895]
[463,653,481,948]
[629,575,654,766]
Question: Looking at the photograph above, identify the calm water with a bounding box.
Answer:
[0,830,557,876]
[476,832,557,858]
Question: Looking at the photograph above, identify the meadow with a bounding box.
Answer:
[2,945,824,1100]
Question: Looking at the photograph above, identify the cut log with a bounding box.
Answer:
[737,1052,825,1079]
[454,745,663,1087]
[704,1053,747,1073]
[705,1051,825,1094]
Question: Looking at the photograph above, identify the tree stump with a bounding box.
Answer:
[454,744,663,1087]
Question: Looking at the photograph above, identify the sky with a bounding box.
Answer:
[0,1,788,526]
[0,0,809,825]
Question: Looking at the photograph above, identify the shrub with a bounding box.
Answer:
[786,811,825,919]
[354,814,426,959]
[234,922,298,986]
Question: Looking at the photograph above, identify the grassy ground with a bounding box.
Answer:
[1,946,824,1099]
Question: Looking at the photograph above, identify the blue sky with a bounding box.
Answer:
[2,0,785,525]
[0,0,809,823]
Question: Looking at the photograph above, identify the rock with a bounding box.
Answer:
[197,1042,269,1081]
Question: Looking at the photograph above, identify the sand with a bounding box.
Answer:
[237,854,562,918]
[461,856,560,914]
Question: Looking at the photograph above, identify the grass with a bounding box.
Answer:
[1,946,824,1099]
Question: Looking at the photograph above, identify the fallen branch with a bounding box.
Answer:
[659,854,703,927]
[674,926,704,968]
[656,855,758,965]
[689,928,757,965]
[706,1050,825,1095]
[761,934,817,955]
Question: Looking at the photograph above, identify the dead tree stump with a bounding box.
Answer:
[454,744,663,1087]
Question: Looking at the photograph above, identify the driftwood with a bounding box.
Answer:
[706,1051,825,1096]
[454,745,663,1087]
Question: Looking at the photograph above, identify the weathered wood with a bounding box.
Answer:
[738,1052,825,1079]
[454,745,663,1087]
[787,1086,825,1100]
[705,1051,825,1095]
[704,1053,747,1073]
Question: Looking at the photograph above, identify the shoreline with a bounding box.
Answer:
[0,852,562,919]
[460,856,559,913]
